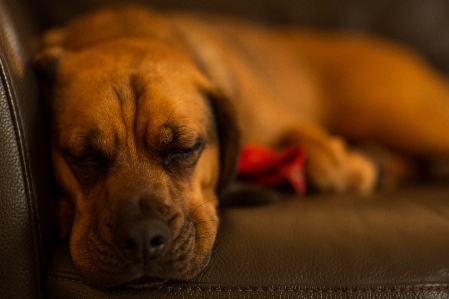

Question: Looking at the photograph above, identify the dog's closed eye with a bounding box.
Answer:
[66,150,110,166]
[62,129,115,189]
[163,139,205,173]
[74,154,96,163]
[64,149,112,189]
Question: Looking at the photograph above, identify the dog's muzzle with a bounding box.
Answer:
[80,191,205,288]
[112,204,172,263]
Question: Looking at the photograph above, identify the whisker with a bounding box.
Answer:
[190,198,217,214]
[195,235,216,240]
[163,101,186,126]
[193,219,219,225]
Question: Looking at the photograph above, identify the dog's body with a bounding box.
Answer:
[35,6,449,288]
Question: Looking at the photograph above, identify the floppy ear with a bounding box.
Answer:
[33,46,65,110]
[206,89,282,207]
[33,46,65,83]
[206,90,241,199]
[58,197,75,239]
[33,27,67,88]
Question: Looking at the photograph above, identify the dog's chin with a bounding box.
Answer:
[78,253,211,289]
[71,217,215,289]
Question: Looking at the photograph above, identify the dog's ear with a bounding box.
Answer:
[33,46,65,83]
[33,27,67,94]
[58,197,75,239]
[33,47,65,108]
[206,91,282,207]
[205,90,241,199]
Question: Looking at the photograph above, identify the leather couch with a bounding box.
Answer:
[2,0,449,298]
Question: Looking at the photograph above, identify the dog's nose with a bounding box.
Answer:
[112,209,171,260]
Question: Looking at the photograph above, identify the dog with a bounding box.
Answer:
[34,5,449,288]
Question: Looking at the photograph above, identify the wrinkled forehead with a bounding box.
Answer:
[51,44,215,147]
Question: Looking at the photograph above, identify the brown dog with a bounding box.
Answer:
[35,6,449,288]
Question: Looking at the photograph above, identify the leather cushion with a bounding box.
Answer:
[47,183,449,298]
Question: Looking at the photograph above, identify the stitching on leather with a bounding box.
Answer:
[48,275,84,284]
[47,275,449,293]
[163,285,449,293]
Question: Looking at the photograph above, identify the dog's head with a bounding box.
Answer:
[35,7,240,288]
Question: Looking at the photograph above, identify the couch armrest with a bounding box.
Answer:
[0,0,56,298]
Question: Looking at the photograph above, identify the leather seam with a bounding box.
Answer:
[164,285,449,293]
[48,275,84,284]
[46,275,449,293]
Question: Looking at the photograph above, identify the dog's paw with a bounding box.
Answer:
[306,137,378,194]
[219,182,281,207]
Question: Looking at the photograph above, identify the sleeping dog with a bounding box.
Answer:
[35,6,449,288]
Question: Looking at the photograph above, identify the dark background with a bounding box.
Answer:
[33,0,449,73]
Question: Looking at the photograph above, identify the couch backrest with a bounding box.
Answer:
[35,0,449,73]
[0,0,57,298]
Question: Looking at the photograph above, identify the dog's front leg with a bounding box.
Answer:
[278,124,378,194]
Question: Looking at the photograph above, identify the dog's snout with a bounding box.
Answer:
[112,203,171,260]
[120,218,170,258]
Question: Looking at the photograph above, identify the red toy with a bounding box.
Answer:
[237,144,307,194]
